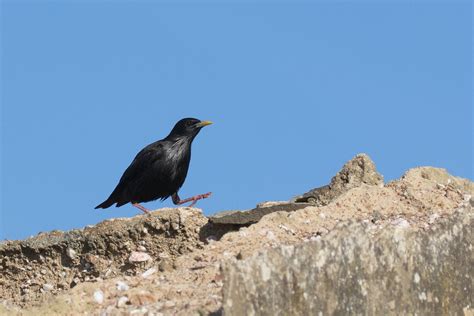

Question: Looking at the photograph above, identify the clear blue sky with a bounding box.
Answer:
[1,1,472,240]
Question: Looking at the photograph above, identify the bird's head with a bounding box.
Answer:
[167,118,213,139]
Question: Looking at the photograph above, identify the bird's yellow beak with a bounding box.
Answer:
[196,120,213,127]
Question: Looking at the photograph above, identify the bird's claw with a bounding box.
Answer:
[188,192,212,207]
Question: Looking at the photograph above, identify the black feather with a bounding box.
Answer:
[95,118,210,209]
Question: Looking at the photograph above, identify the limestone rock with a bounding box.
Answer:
[221,208,473,315]
[209,202,312,225]
[293,153,384,205]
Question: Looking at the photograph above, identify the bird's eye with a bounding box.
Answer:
[186,121,195,127]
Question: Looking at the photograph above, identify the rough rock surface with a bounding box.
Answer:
[221,209,473,316]
[0,208,207,308]
[293,153,384,205]
[209,202,312,225]
[0,154,472,315]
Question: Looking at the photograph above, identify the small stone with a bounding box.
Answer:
[206,235,217,243]
[391,218,410,228]
[117,296,129,307]
[414,273,420,284]
[164,300,176,308]
[40,269,47,275]
[171,222,179,230]
[137,245,147,252]
[66,248,77,259]
[419,292,427,301]
[141,267,157,279]
[116,281,129,291]
[42,283,54,292]
[130,307,148,315]
[129,251,152,263]
[93,290,104,304]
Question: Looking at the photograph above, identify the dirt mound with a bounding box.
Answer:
[0,208,207,309]
[0,154,472,315]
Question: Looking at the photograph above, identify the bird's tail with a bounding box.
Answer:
[95,198,115,209]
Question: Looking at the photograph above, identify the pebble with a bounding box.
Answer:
[164,300,176,308]
[414,272,421,283]
[130,307,148,315]
[129,251,152,263]
[93,290,104,304]
[206,235,217,243]
[137,245,147,252]
[66,248,77,259]
[42,283,54,292]
[391,218,410,228]
[116,281,129,291]
[141,267,157,278]
[117,296,129,307]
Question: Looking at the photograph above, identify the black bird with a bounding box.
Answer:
[95,118,212,213]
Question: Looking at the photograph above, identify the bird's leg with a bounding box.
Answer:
[172,192,212,207]
[132,203,150,214]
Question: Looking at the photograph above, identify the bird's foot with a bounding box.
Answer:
[173,192,212,207]
[132,203,151,215]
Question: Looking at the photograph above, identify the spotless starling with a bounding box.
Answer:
[95,118,212,213]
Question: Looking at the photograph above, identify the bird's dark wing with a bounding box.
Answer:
[96,142,165,208]
[120,143,163,185]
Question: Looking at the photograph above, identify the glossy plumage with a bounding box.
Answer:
[95,118,212,211]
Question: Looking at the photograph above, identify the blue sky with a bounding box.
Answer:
[1,1,472,240]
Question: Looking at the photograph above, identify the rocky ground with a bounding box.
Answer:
[1,154,473,315]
